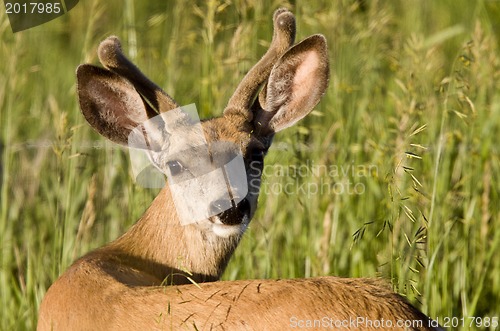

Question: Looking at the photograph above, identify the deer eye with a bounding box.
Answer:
[166,160,184,176]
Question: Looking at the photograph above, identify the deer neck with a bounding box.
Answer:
[101,185,242,285]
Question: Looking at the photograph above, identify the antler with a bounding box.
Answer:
[224,8,296,120]
[97,36,179,116]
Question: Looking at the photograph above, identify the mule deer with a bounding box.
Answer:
[38,9,441,331]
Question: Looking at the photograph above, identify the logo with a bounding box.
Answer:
[128,104,248,226]
[4,0,79,33]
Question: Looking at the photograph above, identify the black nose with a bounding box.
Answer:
[210,199,229,215]
[214,198,251,225]
[236,198,251,215]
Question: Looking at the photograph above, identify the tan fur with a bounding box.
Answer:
[40,275,438,330]
[38,9,440,331]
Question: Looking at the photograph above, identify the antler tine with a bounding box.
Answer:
[224,8,296,120]
[97,36,179,115]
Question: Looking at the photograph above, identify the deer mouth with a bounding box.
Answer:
[209,198,251,237]
[210,198,251,225]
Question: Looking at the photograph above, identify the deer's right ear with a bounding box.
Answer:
[77,64,162,149]
[255,34,329,135]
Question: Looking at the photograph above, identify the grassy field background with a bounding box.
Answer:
[1,0,500,330]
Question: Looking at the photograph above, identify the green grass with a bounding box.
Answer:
[1,0,499,330]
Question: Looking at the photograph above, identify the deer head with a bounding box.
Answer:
[76,9,328,239]
[74,9,328,283]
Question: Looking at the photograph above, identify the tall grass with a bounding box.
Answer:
[0,0,499,329]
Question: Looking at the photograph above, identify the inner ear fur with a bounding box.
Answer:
[77,64,157,147]
[258,34,329,134]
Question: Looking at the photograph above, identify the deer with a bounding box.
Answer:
[38,8,442,331]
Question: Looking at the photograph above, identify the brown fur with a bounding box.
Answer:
[40,274,438,330]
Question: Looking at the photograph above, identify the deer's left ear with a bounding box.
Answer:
[76,64,166,151]
[256,34,329,134]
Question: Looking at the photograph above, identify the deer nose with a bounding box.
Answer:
[236,198,251,215]
[210,199,230,215]
[212,198,251,225]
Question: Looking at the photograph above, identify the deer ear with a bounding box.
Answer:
[76,64,164,150]
[258,34,329,134]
